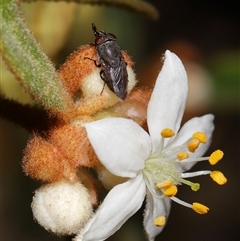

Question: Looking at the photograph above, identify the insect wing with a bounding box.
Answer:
[108,58,128,100]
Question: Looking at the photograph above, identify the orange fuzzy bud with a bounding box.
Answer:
[58,45,98,96]
[127,87,152,106]
[23,135,76,182]
[115,87,152,130]
[49,124,100,168]
[96,99,148,128]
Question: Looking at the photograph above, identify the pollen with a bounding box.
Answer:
[188,138,200,153]
[210,171,227,185]
[192,132,207,144]
[209,150,224,165]
[154,216,166,227]
[163,185,178,197]
[192,202,209,214]
[156,179,173,189]
[177,152,189,161]
[161,128,175,138]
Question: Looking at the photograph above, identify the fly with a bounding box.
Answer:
[86,23,128,100]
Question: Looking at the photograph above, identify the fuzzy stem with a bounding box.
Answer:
[0,0,72,114]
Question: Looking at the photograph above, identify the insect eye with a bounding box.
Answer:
[95,36,104,45]
[108,33,117,40]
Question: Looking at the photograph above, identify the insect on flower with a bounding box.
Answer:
[86,23,128,100]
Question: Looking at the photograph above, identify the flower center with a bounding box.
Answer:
[142,128,203,197]
[142,128,226,226]
[144,160,180,185]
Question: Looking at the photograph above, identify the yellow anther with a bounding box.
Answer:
[209,150,224,165]
[163,185,178,197]
[191,183,200,191]
[161,128,175,138]
[188,138,200,153]
[154,216,166,227]
[156,180,173,189]
[192,132,207,144]
[210,171,227,185]
[192,202,209,214]
[177,152,189,161]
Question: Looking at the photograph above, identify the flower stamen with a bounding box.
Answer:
[163,185,178,197]
[209,150,224,165]
[188,138,200,152]
[177,150,224,166]
[210,171,227,185]
[161,128,175,138]
[156,179,173,189]
[177,152,189,160]
[159,128,175,152]
[192,202,209,214]
[181,170,211,178]
[154,216,166,227]
[192,132,207,144]
[171,197,209,214]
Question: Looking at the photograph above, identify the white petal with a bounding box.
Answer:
[147,50,188,153]
[79,174,146,241]
[144,191,171,241]
[168,114,215,171]
[85,118,151,178]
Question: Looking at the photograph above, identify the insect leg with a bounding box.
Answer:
[84,57,101,68]
[84,57,107,96]
[99,70,107,95]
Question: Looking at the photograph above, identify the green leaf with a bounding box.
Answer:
[0,0,71,113]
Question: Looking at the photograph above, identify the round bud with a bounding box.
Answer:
[31,180,92,235]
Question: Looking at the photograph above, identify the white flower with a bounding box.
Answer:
[76,50,225,241]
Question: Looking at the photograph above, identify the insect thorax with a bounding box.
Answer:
[97,41,122,67]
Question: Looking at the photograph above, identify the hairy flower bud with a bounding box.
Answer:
[49,123,100,168]
[31,180,92,235]
[23,135,75,182]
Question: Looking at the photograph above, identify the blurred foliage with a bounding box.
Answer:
[207,51,240,111]
[22,0,159,20]
[22,2,77,57]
